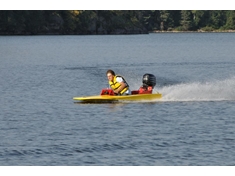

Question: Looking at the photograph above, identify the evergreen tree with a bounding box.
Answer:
[160,10,170,30]
[180,10,192,30]
[209,10,226,29]
[1,10,235,34]
[224,11,235,30]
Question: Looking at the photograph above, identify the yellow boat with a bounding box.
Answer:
[73,93,162,103]
[73,73,162,103]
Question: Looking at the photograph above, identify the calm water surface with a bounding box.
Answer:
[1,33,235,165]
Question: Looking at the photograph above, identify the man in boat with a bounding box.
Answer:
[106,69,131,95]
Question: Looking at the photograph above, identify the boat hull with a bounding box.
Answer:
[73,93,162,103]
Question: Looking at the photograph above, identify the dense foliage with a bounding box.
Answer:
[0,10,235,34]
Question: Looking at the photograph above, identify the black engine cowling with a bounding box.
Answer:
[142,73,156,88]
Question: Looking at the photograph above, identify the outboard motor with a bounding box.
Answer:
[142,73,156,88]
[131,73,157,94]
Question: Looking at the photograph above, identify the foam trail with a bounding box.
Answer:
[156,76,235,101]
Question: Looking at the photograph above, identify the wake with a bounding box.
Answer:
[156,76,235,101]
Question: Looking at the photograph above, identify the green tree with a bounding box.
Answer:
[160,10,170,30]
[141,10,161,31]
[208,10,226,29]
[180,10,192,30]
[60,11,81,33]
[1,10,235,34]
[224,11,235,30]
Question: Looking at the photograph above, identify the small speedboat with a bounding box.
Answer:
[73,73,162,103]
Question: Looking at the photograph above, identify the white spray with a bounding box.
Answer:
[156,76,235,101]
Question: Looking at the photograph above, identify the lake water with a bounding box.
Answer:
[1,33,235,166]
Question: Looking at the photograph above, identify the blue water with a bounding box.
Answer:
[1,33,235,165]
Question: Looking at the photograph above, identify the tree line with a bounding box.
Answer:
[0,10,235,35]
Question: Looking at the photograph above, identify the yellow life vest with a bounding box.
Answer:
[109,75,129,95]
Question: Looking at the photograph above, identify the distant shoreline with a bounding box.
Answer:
[150,30,235,33]
[1,30,235,36]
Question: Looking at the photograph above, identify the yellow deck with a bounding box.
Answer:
[73,93,162,102]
